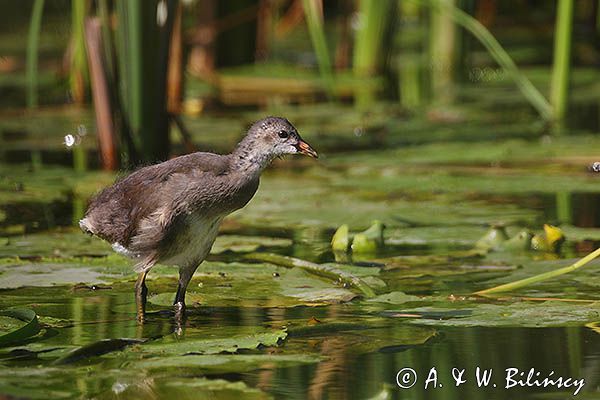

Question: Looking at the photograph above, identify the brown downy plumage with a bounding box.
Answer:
[80,117,317,319]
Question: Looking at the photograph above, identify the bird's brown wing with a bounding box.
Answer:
[82,153,230,250]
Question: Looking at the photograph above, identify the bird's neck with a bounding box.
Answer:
[231,144,274,175]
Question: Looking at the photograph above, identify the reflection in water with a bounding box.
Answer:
[250,326,600,400]
[539,192,600,228]
[1,274,600,399]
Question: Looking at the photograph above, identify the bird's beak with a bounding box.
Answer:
[296,139,318,158]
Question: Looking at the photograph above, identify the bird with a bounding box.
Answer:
[79,117,317,320]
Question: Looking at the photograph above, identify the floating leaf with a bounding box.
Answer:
[149,262,359,307]
[211,235,292,255]
[137,329,287,356]
[0,263,110,289]
[410,301,600,328]
[366,291,422,304]
[0,309,40,347]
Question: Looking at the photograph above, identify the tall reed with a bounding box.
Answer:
[301,0,334,97]
[418,0,553,120]
[115,0,174,164]
[428,0,457,104]
[26,0,45,108]
[550,0,574,122]
[70,0,89,104]
[353,0,394,76]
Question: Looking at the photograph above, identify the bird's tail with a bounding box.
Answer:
[79,217,94,235]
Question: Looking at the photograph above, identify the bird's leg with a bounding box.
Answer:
[173,267,194,321]
[135,270,149,323]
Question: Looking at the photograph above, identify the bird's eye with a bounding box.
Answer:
[278,130,289,139]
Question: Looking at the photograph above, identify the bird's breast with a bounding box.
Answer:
[159,213,223,267]
[224,176,260,213]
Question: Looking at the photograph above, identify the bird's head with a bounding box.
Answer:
[239,117,318,164]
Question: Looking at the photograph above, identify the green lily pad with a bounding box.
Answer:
[136,329,287,356]
[366,291,423,304]
[0,263,110,289]
[409,301,600,328]
[149,262,358,307]
[0,230,112,259]
[211,235,292,254]
[0,309,40,347]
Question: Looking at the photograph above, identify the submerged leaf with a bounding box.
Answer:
[129,354,322,373]
[53,338,145,365]
[100,377,270,400]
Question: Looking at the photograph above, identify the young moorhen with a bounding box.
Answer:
[80,117,317,319]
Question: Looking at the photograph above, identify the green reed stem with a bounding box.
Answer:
[245,252,376,298]
[26,0,45,108]
[301,0,334,97]
[475,247,600,295]
[70,0,89,103]
[416,0,553,120]
[550,0,574,121]
[353,0,394,76]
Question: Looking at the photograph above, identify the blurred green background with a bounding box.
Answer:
[3,2,600,399]
[2,0,599,168]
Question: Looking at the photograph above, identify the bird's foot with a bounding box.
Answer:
[173,301,186,336]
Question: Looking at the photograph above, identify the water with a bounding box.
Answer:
[2,105,600,399]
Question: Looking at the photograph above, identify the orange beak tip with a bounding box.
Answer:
[297,140,318,159]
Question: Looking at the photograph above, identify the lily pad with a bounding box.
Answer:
[409,301,600,328]
[211,234,292,254]
[0,309,40,347]
[366,291,423,304]
[149,262,358,307]
[0,263,110,289]
[0,229,112,259]
[135,329,287,356]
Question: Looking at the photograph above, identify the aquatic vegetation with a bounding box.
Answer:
[475,224,565,254]
[0,308,40,347]
[530,224,566,253]
[331,220,385,255]
[3,0,600,396]
[2,144,600,397]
